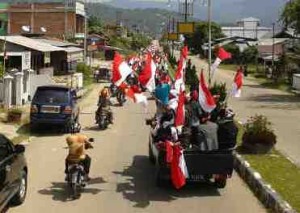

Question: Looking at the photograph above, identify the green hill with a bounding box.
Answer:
[87,3,185,37]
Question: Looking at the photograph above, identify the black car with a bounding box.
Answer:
[0,134,28,211]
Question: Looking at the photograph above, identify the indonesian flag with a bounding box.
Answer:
[174,46,188,92]
[198,70,216,113]
[112,52,133,86]
[171,144,189,189]
[211,47,232,78]
[175,88,185,128]
[138,52,156,92]
[125,86,148,106]
[232,70,243,98]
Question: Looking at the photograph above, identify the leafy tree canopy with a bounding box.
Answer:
[281,0,300,34]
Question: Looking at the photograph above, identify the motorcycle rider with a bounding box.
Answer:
[96,87,113,124]
[65,134,93,181]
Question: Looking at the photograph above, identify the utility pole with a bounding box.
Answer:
[208,0,212,86]
[84,1,87,64]
[184,0,188,22]
[272,22,275,72]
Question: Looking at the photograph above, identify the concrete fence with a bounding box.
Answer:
[1,69,56,108]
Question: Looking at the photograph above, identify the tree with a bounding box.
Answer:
[88,16,103,34]
[241,46,258,64]
[185,21,224,55]
[281,0,300,34]
[222,43,241,64]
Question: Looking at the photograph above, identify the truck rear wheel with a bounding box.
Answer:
[214,176,227,188]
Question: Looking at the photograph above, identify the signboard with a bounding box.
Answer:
[177,22,195,34]
[168,33,179,41]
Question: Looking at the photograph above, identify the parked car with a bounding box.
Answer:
[0,134,28,211]
[30,85,80,132]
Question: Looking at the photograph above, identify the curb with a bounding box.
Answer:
[233,153,297,213]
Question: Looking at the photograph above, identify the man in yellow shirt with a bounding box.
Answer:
[65,134,93,180]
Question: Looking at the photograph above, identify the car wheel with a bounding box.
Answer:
[11,170,27,206]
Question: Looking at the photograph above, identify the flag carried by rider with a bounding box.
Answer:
[211,47,232,79]
[175,88,185,129]
[112,52,133,87]
[138,52,156,92]
[174,46,188,92]
[198,70,216,113]
[232,68,244,98]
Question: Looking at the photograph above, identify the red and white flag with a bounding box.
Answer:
[112,52,133,86]
[138,52,156,92]
[125,85,148,106]
[198,70,216,113]
[211,47,232,78]
[232,70,243,98]
[171,144,189,189]
[175,88,185,128]
[174,46,188,92]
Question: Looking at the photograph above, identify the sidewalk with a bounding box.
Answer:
[186,53,300,166]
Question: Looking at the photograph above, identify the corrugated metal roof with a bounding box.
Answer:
[259,38,289,46]
[0,36,64,52]
[34,38,78,47]
[64,47,83,53]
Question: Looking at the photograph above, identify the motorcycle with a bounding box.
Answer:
[66,138,94,199]
[96,108,110,130]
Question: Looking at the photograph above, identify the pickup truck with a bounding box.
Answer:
[148,133,234,188]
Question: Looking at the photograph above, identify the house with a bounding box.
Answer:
[222,17,272,40]
[0,0,86,40]
[0,36,83,75]
[257,38,289,59]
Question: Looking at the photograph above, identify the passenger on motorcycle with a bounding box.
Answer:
[65,134,93,181]
[96,87,113,124]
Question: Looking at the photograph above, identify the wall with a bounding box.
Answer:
[30,73,55,99]
[258,43,284,57]
[9,3,78,39]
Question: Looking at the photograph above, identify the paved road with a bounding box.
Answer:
[184,53,300,166]
[10,84,265,213]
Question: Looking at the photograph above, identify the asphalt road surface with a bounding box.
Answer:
[9,85,266,213]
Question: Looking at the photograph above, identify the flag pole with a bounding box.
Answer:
[208,0,212,86]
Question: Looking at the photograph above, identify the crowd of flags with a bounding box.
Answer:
[110,43,243,189]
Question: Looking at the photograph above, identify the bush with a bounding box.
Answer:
[209,82,227,103]
[242,115,277,153]
[76,63,92,78]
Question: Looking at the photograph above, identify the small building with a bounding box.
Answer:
[0,35,83,75]
[257,38,289,59]
[222,17,272,40]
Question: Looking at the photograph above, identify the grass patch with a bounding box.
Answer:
[83,76,94,87]
[236,124,300,212]
[219,64,292,93]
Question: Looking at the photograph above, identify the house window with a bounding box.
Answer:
[0,21,3,29]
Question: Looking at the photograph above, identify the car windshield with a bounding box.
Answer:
[34,89,69,104]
